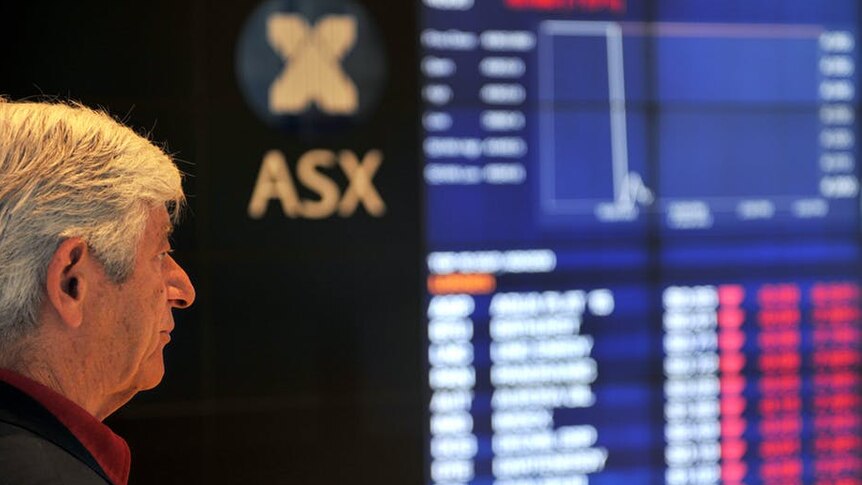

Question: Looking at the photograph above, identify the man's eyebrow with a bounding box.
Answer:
[164,225,175,238]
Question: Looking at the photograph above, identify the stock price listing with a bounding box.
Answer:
[422,1,862,484]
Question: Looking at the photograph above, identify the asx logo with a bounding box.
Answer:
[248,149,385,219]
[237,0,389,220]
[267,14,358,115]
[236,0,386,132]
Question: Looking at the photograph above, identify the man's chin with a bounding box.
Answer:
[136,359,166,391]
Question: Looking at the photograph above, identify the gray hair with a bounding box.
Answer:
[0,99,185,343]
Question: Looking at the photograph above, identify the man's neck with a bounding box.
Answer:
[1,341,116,421]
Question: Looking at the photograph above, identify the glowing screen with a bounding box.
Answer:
[422,1,861,483]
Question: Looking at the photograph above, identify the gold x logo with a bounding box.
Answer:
[338,149,385,217]
[266,14,359,115]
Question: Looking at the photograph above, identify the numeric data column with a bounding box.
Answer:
[717,284,748,484]
[428,295,478,485]
[756,284,803,484]
[810,282,862,482]
[663,286,721,485]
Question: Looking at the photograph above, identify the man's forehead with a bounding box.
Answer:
[147,206,174,237]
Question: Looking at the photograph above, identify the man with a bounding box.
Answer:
[0,99,196,485]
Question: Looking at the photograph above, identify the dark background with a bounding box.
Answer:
[0,1,424,483]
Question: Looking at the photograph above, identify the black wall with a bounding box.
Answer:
[0,1,424,483]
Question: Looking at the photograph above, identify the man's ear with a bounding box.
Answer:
[44,238,91,329]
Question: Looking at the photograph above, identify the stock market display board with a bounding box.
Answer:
[421,1,861,484]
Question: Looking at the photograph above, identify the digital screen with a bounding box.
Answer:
[421,1,861,483]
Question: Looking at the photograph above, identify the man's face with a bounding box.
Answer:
[87,206,195,397]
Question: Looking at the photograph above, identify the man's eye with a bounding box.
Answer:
[159,249,175,260]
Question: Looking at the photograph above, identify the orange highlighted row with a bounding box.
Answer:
[427,273,496,295]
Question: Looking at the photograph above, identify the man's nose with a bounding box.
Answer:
[167,256,196,309]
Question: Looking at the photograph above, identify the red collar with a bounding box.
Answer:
[0,369,130,485]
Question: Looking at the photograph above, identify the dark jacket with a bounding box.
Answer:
[0,381,111,484]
